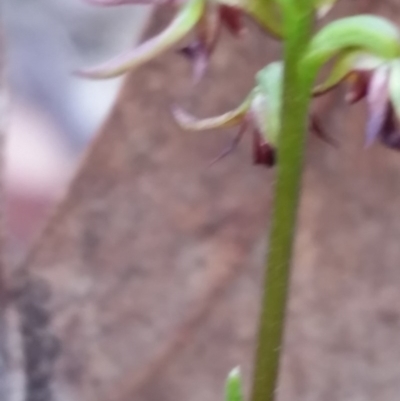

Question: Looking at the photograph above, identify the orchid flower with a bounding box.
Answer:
[76,0,281,81]
[173,61,327,165]
[76,0,338,81]
[311,16,400,150]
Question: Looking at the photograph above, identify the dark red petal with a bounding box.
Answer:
[365,68,390,147]
[219,5,245,36]
[252,129,275,167]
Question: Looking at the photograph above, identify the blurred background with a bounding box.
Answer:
[3,0,151,249]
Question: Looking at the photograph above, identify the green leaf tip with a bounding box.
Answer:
[225,367,243,401]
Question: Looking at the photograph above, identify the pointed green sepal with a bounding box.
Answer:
[75,0,204,79]
[302,15,400,79]
[225,367,244,401]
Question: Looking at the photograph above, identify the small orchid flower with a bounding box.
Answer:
[173,62,327,166]
[76,0,283,81]
[76,0,339,82]
[310,16,400,151]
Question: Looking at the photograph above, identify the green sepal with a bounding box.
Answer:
[302,15,400,78]
[75,0,204,79]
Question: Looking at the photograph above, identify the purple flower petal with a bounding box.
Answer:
[365,67,390,147]
[179,3,221,82]
[179,41,209,82]
[379,106,400,150]
[388,59,400,123]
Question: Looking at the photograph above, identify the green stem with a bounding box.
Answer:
[250,3,315,401]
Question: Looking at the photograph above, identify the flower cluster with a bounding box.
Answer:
[77,0,400,166]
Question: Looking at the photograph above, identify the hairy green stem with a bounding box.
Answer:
[250,3,315,401]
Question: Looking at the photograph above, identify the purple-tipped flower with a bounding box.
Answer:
[303,15,400,152]
[172,90,277,166]
[314,52,400,151]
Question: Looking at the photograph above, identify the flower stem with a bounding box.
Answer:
[250,4,315,401]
